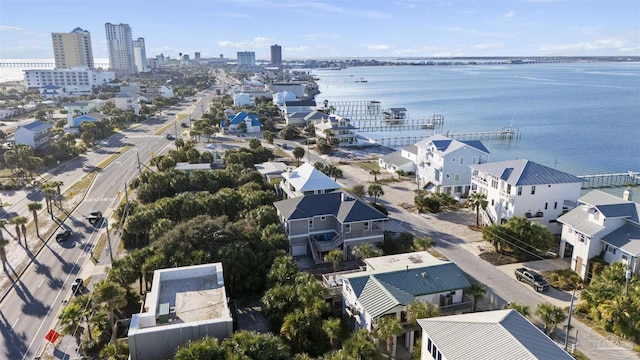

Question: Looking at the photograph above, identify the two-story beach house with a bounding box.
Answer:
[273,190,388,260]
[14,121,54,149]
[470,159,583,234]
[222,111,261,133]
[416,135,490,198]
[340,252,471,357]
[379,144,418,175]
[278,162,341,199]
[314,114,358,146]
[557,189,639,280]
[418,310,574,360]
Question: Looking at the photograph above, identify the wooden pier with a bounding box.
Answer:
[446,128,519,141]
[577,171,640,189]
[354,115,444,132]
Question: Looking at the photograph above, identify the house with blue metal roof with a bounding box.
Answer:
[414,134,490,198]
[14,121,54,149]
[557,189,639,280]
[340,252,472,358]
[68,114,100,128]
[470,159,583,234]
[221,111,261,133]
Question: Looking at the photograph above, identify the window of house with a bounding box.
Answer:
[491,179,498,189]
[506,184,512,194]
[491,199,495,206]
[345,224,351,233]
[554,202,558,209]
[308,219,313,229]
[364,222,370,231]
[622,254,629,261]
[446,174,450,179]
[460,157,464,165]
[454,173,460,181]
[452,157,456,162]
[505,202,509,210]
[427,338,432,352]
[579,234,586,243]
[437,352,442,360]
[472,156,478,164]
[531,186,536,195]
[594,211,600,221]
[545,202,548,210]
[432,344,438,358]
[455,186,462,193]
[607,246,617,255]
[321,216,326,221]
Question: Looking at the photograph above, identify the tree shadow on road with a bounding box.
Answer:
[0,309,29,360]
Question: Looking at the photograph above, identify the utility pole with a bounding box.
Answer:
[105,217,113,263]
[564,288,576,350]
[136,151,142,177]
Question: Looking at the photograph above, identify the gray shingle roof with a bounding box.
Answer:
[22,121,53,132]
[470,159,583,186]
[601,223,640,255]
[578,190,640,223]
[402,144,418,155]
[273,191,388,222]
[380,150,413,167]
[557,205,604,236]
[418,310,574,360]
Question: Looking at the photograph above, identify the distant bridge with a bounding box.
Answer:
[0,62,110,68]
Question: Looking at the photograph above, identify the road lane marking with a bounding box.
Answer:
[38,279,45,288]
[11,317,19,331]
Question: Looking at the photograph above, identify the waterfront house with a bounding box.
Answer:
[222,111,261,133]
[273,190,388,259]
[128,263,233,360]
[314,114,357,146]
[470,159,583,234]
[557,189,639,280]
[272,91,297,106]
[416,134,490,198]
[279,162,341,198]
[283,100,316,114]
[14,121,54,149]
[418,310,574,360]
[379,144,418,174]
[340,252,471,358]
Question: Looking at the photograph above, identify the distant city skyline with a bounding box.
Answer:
[1,0,639,60]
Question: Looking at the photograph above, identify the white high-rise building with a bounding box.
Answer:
[132,37,148,72]
[51,27,95,69]
[237,51,255,68]
[23,68,115,94]
[105,23,135,77]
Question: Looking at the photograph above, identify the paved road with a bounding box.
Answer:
[0,91,213,360]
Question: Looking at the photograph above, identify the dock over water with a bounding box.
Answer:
[577,171,640,189]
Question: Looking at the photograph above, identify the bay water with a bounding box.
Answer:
[312,63,640,177]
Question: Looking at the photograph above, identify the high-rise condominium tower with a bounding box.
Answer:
[105,23,135,76]
[51,27,95,69]
[132,37,147,72]
[270,44,282,65]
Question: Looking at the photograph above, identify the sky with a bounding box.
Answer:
[1,0,639,60]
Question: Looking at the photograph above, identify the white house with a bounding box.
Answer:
[279,162,341,199]
[222,111,261,133]
[415,134,490,198]
[128,263,233,360]
[272,91,297,106]
[379,144,418,174]
[114,92,145,114]
[283,100,316,114]
[341,252,471,357]
[557,189,640,280]
[233,93,252,107]
[23,67,115,94]
[14,121,54,149]
[314,114,357,146]
[63,101,92,115]
[418,310,574,360]
[470,159,583,234]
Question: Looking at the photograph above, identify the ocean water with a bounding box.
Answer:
[312,63,640,177]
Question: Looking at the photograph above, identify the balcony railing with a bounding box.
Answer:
[472,175,488,186]
[343,228,383,240]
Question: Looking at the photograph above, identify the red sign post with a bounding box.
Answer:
[45,329,60,344]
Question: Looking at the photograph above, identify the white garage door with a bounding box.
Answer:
[291,243,307,257]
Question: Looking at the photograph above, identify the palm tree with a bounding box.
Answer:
[325,164,343,181]
[59,302,85,349]
[505,302,531,317]
[352,243,382,260]
[367,184,384,204]
[292,146,305,165]
[10,216,28,247]
[374,316,404,359]
[324,249,343,272]
[42,185,56,213]
[536,302,567,336]
[93,279,127,332]
[73,294,94,341]
[406,300,441,325]
[28,202,43,238]
[0,235,9,271]
[49,180,64,205]
[467,191,488,228]
[468,283,486,312]
[369,169,380,182]
[322,318,341,350]
[412,236,434,251]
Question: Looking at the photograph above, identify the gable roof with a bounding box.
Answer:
[416,134,489,155]
[273,191,388,223]
[343,262,471,318]
[418,310,574,360]
[578,190,640,223]
[21,121,53,132]
[228,111,260,126]
[470,159,583,186]
[73,115,98,122]
[601,223,640,255]
[281,162,340,193]
[402,144,418,155]
[380,150,414,168]
[556,205,605,236]
[304,111,326,121]
[254,161,287,176]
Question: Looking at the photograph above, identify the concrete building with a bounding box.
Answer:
[51,27,94,69]
[237,51,255,68]
[128,263,233,360]
[470,159,583,234]
[23,68,115,94]
[271,44,282,65]
[557,189,640,280]
[418,310,574,360]
[105,23,135,76]
[132,37,148,72]
[194,52,201,60]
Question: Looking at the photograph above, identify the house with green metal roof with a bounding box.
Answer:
[340,254,472,358]
[557,189,639,280]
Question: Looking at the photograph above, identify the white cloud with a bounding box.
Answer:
[218,37,276,49]
[0,25,24,32]
[436,26,516,39]
[473,43,505,50]
[504,11,516,18]
[394,1,418,9]
[216,11,251,18]
[368,44,392,51]
[539,37,640,54]
[236,1,391,19]
[392,45,441,55]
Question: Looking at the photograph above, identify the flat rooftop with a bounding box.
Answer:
[159,276,226,323]
[364,251,447,271]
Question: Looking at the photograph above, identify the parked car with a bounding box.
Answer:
[181,122,189,128]
[514,267,550,292]
[71,278,83,295]
[166,133,175,140]
[88,211,103,224]
[56,228,72,242]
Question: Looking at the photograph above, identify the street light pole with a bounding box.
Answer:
[564,288,576,351]
[105,217,113,263]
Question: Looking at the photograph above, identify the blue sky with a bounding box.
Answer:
[1,0,639,60]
